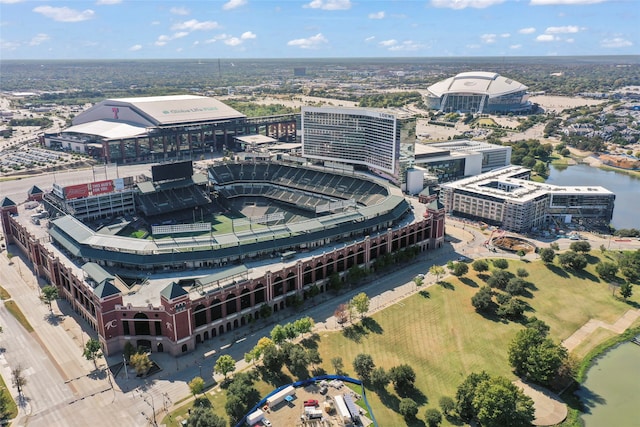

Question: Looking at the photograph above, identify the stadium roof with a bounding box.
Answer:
[427,71,528,98]
[78,95,246,127]
[63,120,148,140]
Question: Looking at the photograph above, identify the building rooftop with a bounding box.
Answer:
[442,165,614,202]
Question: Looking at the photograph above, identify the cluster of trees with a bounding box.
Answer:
[508,319,575,390]
[471,260,530,320]
[242,316,320,379]
[502,139,553,176]
[224,372,261,425]
[8,117,54,128]
[357,92,423,108]
[351,353,424,422]
[453,371,534,427]
[223,100,298,117]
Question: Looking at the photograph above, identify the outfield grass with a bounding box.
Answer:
[313,253,640,426]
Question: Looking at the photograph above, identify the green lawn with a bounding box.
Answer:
[0,373,18,422]
[4,300,34,333]
[313,253,640,426]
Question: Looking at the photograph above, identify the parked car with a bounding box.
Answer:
[304,399,319,407]
[262,419,272,427]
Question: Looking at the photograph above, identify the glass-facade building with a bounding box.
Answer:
[302,106,415,185]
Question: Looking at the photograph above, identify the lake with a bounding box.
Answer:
[547,164,639,230]
[578,342,640,426]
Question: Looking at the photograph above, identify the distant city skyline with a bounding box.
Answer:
[0,0,637,60]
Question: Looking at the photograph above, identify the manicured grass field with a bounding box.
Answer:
[4,300,34,333]
[313,254,639,426]
[0,373,18,422]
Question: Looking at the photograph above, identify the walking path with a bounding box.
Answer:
[514,380,568,426]
[562,309,640,353]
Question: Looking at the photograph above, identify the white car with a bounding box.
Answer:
[262,419,272,427]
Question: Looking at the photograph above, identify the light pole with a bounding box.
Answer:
[138,389,157,427]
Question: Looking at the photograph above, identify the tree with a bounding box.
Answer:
[472,376,535,427]
[595,261,619,282]
[539,247,555,263]
[349,292,370,319]
[438,396,455,416]
[11,365,26,396]
[569,241,591,253]
[399,398,419,420]
[487,269,512,290]
[83,338,102,368]
[492,258,509,269]
[270,324,287,345]
[40,285,59,313]
[429,265,446,282]
[549,242,560,251]
[472,259,489,273]
[526,316,550,336]
[451,262,469,277]
[262,344,283,373]
[496,297,526,320]
[258,303,272,319]
[188,376,205,397]
[619,282,633,300]
[123,341,136,362]
[389,364,417,395]
[455,371,490,421]
[471,286,493,312]
[352,353,375,382]
[516,268,529,278]
[558,251,587,270]
[187,406,226,427]
[294,316,314,337]
[506,277,527,296]
[508,328,568,386]
[130,352,152,376]
[214,354,236,380]
[331,356,344,374]
[334,303,349,324]
[425,408,443,427]
[371,367,390,390]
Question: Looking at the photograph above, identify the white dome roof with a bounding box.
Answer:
[427,71,528,98]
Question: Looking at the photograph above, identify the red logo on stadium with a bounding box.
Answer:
[112,107,119,120]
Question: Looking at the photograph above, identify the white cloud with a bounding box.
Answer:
[510,44,522,49]
[430,0,505,9]
[96,0,121,4]
[368,11,385,19]
[170,7,190,15]
[536,34,558,42]
[287,33,328,49]
[222,0,247,10]
[500,33,510,38]
[29,33,50,46]
[129,44,142,51]
[530,0,608,5]
[0,39,20,50]
[0,0,26,4]
[600,37,633,48]
[171,19,219,31]
[388,40,423,51]
[481,33,497,43]
[33,6,95,22]
[154,32,188,46]
[565,38,574,43]
[365,36,375,42]
[240,31,256,40]
[545,25,579,34]
[304,0,352,11]
[379,39,397,47]
[518,27,536,34]
[225,37,242,46]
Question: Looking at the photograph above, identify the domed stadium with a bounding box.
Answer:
[424,71,532,114]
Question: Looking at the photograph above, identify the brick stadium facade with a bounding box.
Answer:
[1,203,444,357]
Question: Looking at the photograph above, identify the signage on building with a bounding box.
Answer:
[90,180,114,195]
[64,184,90,200]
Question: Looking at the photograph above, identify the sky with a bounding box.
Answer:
[0,0,637,60]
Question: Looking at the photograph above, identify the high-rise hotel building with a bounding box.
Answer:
[301,106,416,187]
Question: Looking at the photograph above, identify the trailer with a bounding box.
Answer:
[305,407,323,420]
[266,385,295,408]
[246,408,264,426]
[333,394,352,425]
